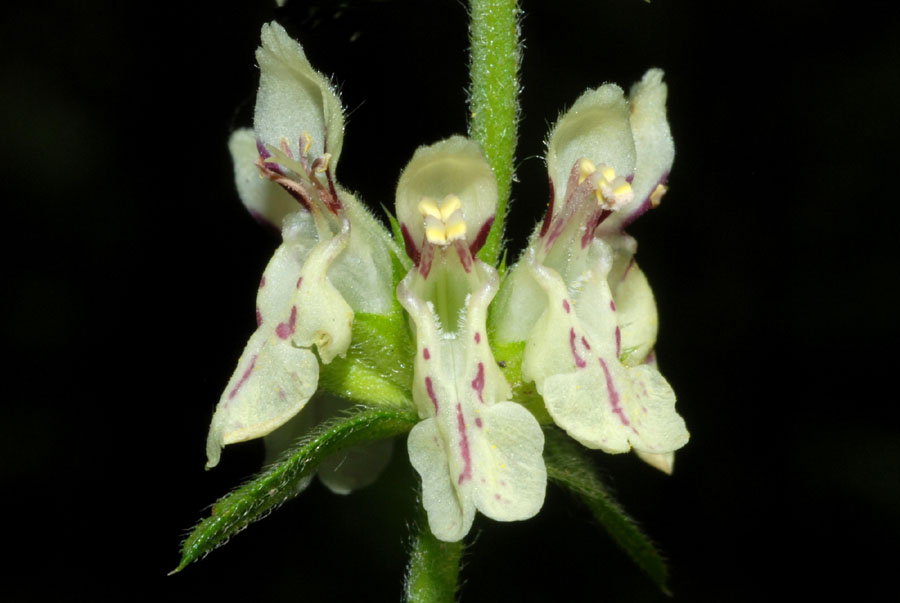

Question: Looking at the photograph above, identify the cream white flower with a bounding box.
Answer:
[204,22,685,545]
[395,137,546,542]
[493,69,689,461]
[206,22,398,469]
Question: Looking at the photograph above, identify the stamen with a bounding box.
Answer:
[649,183,667,207]
[578,159,596,184]
[444,213,467,241]
[278,137,295,160]
[256,133,343,215]
[418,195,468,245]
[418,198,442,220]
[313,153,332,173]
[590,163,634,209]
[600,165,616,182]
[424,215,448,245]
[439,195,462,221]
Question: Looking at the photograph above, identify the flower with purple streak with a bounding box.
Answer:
[203,21,688,543]
[492,69,688,470]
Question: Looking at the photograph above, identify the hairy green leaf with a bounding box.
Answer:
[544,427,671,595]
[173,406,419,574]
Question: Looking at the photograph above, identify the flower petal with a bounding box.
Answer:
[318,438,393,495]
[469,401,546,521]
[228,128,300,228]
[399,259,545,541]
[613,260,657,366]
[622,364,689,454]
[600,69,675,231]
[327,189,398,314]
[521,244,688,454]
[283,218,354,363]
[635,450,675,475]
[206,216,354,468]
[490,253,547,344]
[409,417,475,540]
[547,83,636,210]
[206,330,320,469]
[395,137,497,256]
[254,22,345,170]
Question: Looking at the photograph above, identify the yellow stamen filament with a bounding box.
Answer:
[418,195,467,245]
[302,131,313,156]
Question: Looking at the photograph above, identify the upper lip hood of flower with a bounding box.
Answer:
[395,136,497,264]
[255,22,345,176]
[545,68,674,235]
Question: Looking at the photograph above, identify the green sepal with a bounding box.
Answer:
[173,406,419,574]
[319,311,415,408]
[383,205,414,271]
[543,427,671,595]
[403,492,464,603]
[389,248,411,295]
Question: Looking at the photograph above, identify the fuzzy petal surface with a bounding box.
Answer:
[228,128,300,228]
[254,21,345,168]
[522,243,688,455]
[400,258,545,541]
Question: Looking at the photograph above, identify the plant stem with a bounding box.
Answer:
[403,497,464,603]
[468,0,521,267]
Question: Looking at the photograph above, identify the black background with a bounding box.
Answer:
[3,0,899,600]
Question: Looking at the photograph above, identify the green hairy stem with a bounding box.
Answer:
[468,0,521,267]
[403,496,465,603]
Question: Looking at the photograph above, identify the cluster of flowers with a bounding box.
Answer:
[206,22,689,542]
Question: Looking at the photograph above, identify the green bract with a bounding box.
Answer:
[202,20,687,546]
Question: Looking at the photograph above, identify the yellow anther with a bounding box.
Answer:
[613,181,633,199]
[578,159,596,184]
[601,165,616,182]
[650,183,668,207]
[419,195,467,245]
[418,198,442,220]
[424,225,447,245]
[302,131,312,156]
[439,195,462,221]
[444,219,467,242]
